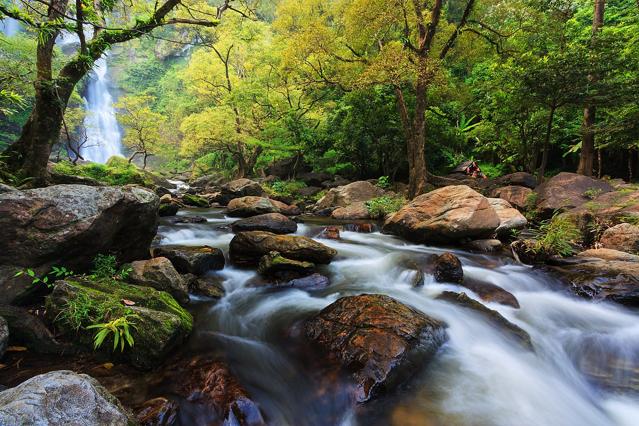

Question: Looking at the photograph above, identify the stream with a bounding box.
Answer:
[155,207,639,426]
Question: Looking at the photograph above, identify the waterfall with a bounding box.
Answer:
[80,56,124,164]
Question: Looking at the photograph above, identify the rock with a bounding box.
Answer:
[159,193,173,203]
[298,186,323,198]
[0,183,17,193]
[298,172,332,187]
[433,252,463,283]
[130,257,189,304]
[511,239,547,264]
[169,215,207,224]
[181,193,209,208]
[0,316,8,359]
[466,239,503,253]
[151,246,225,276]
[578,248,639,262]
[436,291,531,349]
[550,258,639,306]
[343,223,376,233]
[136,397,178,426]
[227,196,299,217]
[0,184,159,269]
[496,172,537,189]
[257,252,315,280]
[383,185,500,244]
[600,223,639,254]
[331,201,370,220]
[320,226,341,240]
[231,213,297,234]
[230,231,337,266]
[490,186,533,210]
[0,265,51,306]
[305,294,447,402]
[315,181,385,210]
[535,172,614,216]
[488,198,527,236]
[287,273,330,290]
[266,156,311,179]
[569,189,639,222]
[186,275,225,298]
[0,371,131,426]
[460,278,520,308]
[219,178,264,205]
[190,173,226,190]
[46,278,192,369]
[0,305,69,354]
[158,203,179,217]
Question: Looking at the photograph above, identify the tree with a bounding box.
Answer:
[0,0,236,185]
[116,95,166,169]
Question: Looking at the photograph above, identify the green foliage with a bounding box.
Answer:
[366,196,406,220]
[91,254,117,279]
[376,176,391,189]
[86,314,138,352]
[583,187,604,200]
[532,215,581,257]
[265,180,306,198]
[15,266,73,289]
[52,159,153,186]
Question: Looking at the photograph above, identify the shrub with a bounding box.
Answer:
[583,187,603,200]
[532,214,581,257]
[87,314,138,352]
[376,176,391,189]
[366,196,406,219]
[266,180,307,198]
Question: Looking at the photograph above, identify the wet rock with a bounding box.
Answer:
[600,223,639,254]
[343,223,376,233]
[151,246,225,276]
[257,252,315,280]
[436,291,531,349]
[466,239,503,253]
[0,305,69,354]
[227,196,299,217]
[578,248,639,262]
[136,397,178,426]
[0,316,8,358]
[186,275,225,299]
[383,185,500,244]
[169,215,208,224]
[535,172,613,217]
[190,173,226,191]
[433,252,463,284]
[489,198,527,236]
[490,186,533,210]
[0,184,159,269]
[0,371,131,425]
[130,257,189,304]
[218,178,264,205]
[305,294,447,402]
[459,278,520,308]
[496,172,537,189]
[315,181,385,210]
[331,202,370,220]
[46,279,192,369]
[230,231,337,266]
[408,269,425,287]
[181,193,209,208]
[232,213,298,234]
[287,273,330,290]
[320,226,341,240]
[155,186,172,198]
[158,203,179,217]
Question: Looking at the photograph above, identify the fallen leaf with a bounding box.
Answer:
[0,364,7,369]
[102,362,114,370]
[121,299,135,306]
[7,346,27,352]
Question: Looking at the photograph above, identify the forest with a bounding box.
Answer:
[1,1,639,426]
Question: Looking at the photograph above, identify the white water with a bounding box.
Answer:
[157,209,639,426]
[80,56,123,163]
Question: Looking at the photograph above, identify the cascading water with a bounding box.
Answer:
[80,56,123,163]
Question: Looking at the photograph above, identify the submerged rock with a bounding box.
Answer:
[287,273,330,290]
[383,185,500,244]
[258,251,315,280]
[130,257,189,304]
[151,246,225,276]
[0,184,159,269]
[230,231,337,266]
[0,370,131,425]
[305,294,447,402]
[433,252,464,284]
[320,226,341,240]
[46,279,192,370]
[231,213,298,234]
[459,278,520,309]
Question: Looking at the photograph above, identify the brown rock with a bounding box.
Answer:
[136,397,178,426]
[232,213,298,234]
[305,294,447,402]
[578,248,639,262]
[315,181,385,210]
[466,239,503,253]
[257,252,315,280]
[383,185,500,244]
[488,198,527,236]
[331,202,370,220]
[130,257,189,304]
[459,278,520,308]
[151,246,225,276]
[536,172,613,216]
[229,231,337,265]
[218,178,264,205]
[226,196,298,217]
[490,186,533,210]
[320,226,341,240]
[495,172,537,189]
[433,252,463,283]
[600,223,639,254]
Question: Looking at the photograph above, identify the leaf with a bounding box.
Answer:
[7,346,27,352]
[121,299,135,306]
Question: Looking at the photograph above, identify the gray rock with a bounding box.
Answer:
[0,317,8,359]
[151,246,225,276]
[0,370,130,426]
[130,257,189,304]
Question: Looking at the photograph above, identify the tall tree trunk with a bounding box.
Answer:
[577,0,605,176]
[537,106,556,183]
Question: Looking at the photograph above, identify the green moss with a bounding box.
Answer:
[366,196,406,219]
[181,193,209,207]
[52,159,155,187]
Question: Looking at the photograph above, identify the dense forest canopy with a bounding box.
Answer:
[0,0,638,188]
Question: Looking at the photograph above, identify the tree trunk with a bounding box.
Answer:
[577,0,605,176]
[537,106,556,184]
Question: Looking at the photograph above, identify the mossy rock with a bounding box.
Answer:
[45,278,192,370]
[181,194,209,208]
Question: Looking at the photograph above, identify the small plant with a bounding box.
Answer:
[532,214,581,257]
[583,187,603,200]
[91,254,118,280]
[87,313,138,352]
[267,180,307,198]
[366,196,406,219]
[376,176,391,189]
[15,266,73,288]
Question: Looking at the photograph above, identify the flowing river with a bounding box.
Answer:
[156,207,639,426]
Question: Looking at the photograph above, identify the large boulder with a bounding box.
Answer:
[0,370,130,425]
[600,223,639,254]
[315,181,385,210]
[331,201,370,220]
[151,246,225,276]
[130,257,189,304]
[535,172,613,216]
[257,252,315,280]
[490,185,533,210]
[305,294,447,402]
[218,179,264,205]
[46,279,192,369]
[232,213,298,235]
[495,172,537,189]
[383,185,500,244]
[230,231,337,265]
[488,198,527,236]
[0,184,159,269]
[227,196,299,217]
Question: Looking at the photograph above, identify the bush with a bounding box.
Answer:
[376,176,391,189]
[266,180,307,198]
[366,196,406,219]
[532,214,581,257]
[52,158,153,186]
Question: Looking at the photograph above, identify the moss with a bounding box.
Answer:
[181,193,209,207]
[52,159,156,187]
